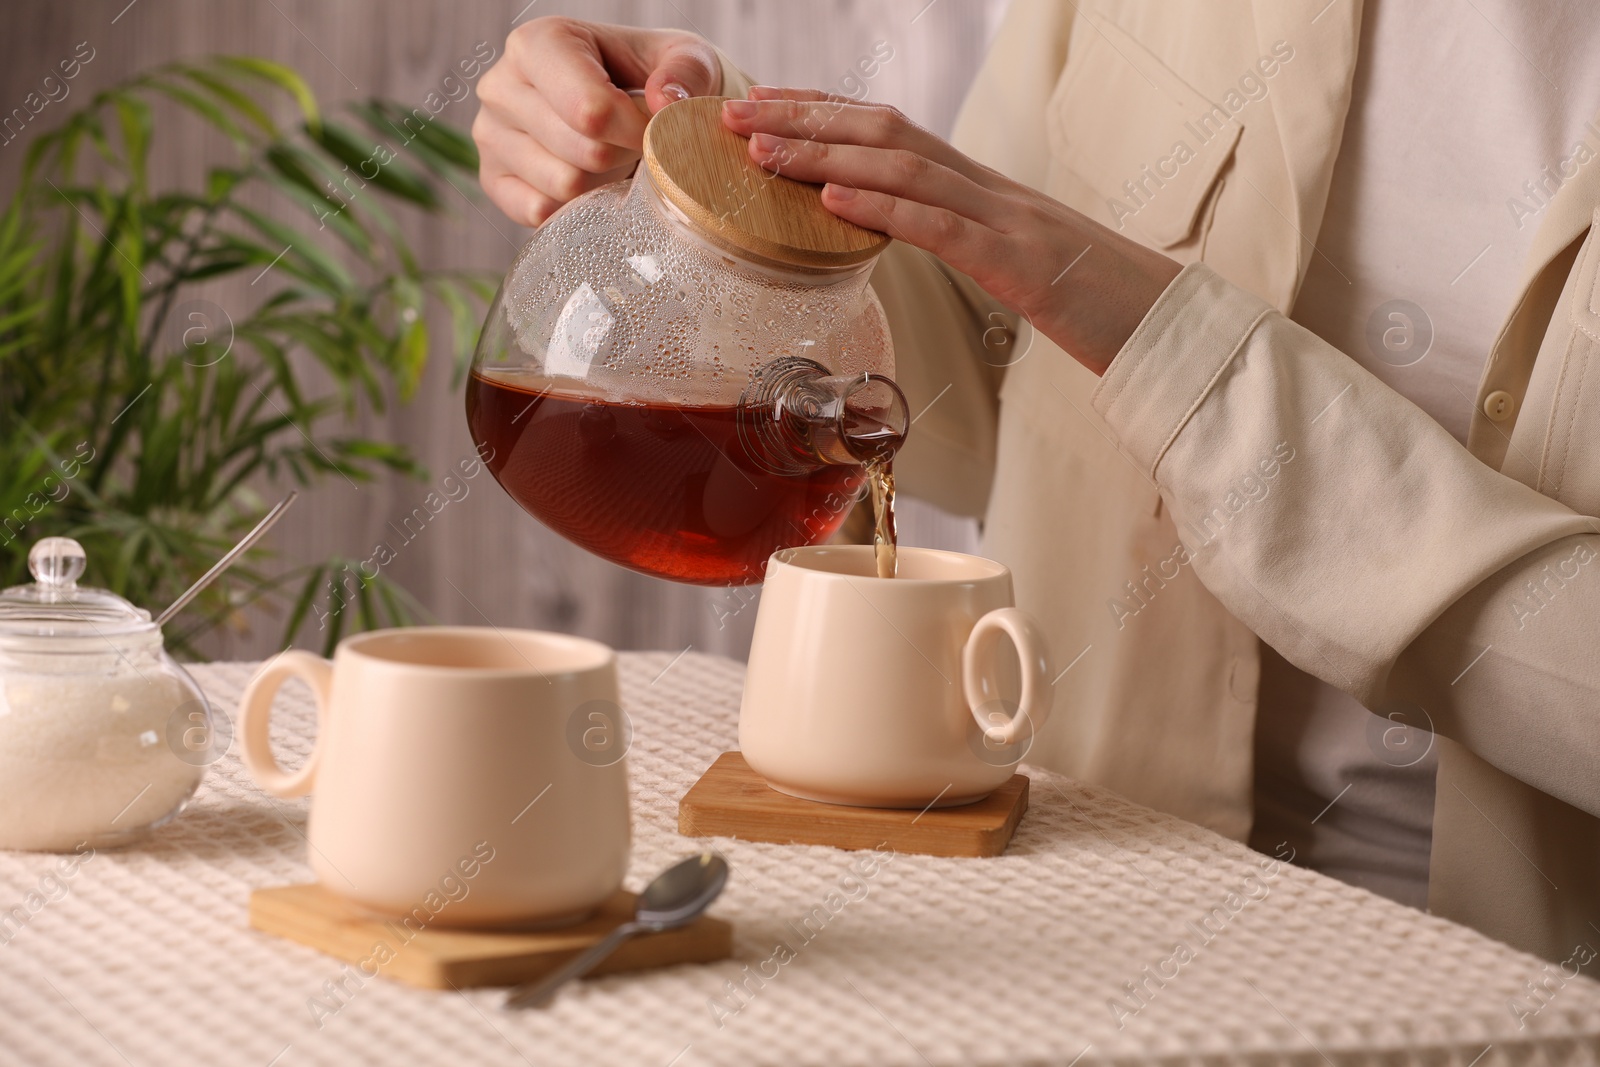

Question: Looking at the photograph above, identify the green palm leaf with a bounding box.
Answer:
[1,54,496,657]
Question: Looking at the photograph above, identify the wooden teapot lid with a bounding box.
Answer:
[642,96,890,271]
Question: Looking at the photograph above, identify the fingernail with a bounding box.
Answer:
[826,184,857,201]
[750,133,780,153]
[661,81,690,103]
[723,99,757,119]
[748,85,780,99]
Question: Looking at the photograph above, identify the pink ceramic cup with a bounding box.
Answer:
[238,627,630,928]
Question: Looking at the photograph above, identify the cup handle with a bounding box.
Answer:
[961,607,1053,748]
[237,651,333,798]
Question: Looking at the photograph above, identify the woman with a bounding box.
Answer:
[471,1,1600,962]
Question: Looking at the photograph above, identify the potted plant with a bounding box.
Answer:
[0,56,495,655]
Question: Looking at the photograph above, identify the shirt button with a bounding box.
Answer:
[1482,390,1516,422]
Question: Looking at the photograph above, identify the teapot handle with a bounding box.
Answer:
[961,608,1053,749]
[237,651,333,798]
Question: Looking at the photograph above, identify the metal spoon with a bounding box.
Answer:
[503,851,730,1010]
[154,492,298,627]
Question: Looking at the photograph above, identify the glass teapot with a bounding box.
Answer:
[466,96,907,585]
[0,537,215,851]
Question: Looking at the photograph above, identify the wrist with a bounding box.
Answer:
[1031,216,1181,377]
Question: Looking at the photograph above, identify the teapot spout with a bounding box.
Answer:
[793,368,908,467]
[737,357,908,474]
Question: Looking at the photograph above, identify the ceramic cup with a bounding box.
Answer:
[740,546,1053,808]
[238,626,630,927]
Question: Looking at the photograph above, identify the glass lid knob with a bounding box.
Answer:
[28,537,87,591]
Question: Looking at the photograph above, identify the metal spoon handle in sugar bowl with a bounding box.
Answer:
[155,492,298,627]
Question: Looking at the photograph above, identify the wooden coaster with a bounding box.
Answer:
[679,752,1029,858]
[249,883,732,990]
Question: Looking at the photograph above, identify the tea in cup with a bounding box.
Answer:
[740,546,1053,808]
[237,627,630,928]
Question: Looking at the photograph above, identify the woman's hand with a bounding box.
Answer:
[720,88,1183,376]
[473,17,722,226]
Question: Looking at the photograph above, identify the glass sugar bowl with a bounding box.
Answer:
[467,96,909,586]
[0,537,214,851]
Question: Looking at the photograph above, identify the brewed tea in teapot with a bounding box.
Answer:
[467,97,907,585]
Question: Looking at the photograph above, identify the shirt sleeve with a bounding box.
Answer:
[1091,260,1600,817]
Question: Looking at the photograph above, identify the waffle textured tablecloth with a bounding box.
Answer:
[1,652,1598,1067]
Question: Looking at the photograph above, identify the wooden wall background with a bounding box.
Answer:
[0,0,999,662]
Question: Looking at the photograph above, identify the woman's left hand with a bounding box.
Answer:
[720,88,1182,376]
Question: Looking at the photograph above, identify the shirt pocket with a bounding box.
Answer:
[1044,10,1241,252]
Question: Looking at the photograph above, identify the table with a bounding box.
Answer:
[2,653,1597,1067]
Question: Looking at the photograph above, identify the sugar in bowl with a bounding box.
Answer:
[0,537,214,851]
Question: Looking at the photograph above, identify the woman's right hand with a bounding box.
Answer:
[473,17,724,227]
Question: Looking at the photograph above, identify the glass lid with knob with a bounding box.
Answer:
[466,96,908,586]
[0,537,158,646]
